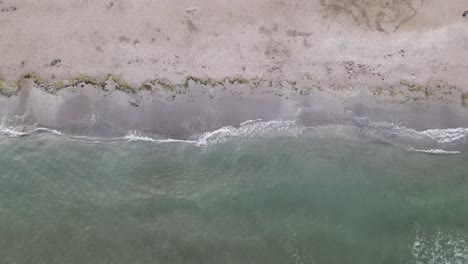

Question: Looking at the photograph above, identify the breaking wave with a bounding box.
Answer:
[409,148,461,155]
[123,120,298,146]
[1,117,62,138]
[124,132,196,144]
[34,127,63,135]
[1,110,467,153]
[123,115,467,152]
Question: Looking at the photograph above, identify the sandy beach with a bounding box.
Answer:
[1,0,467,136]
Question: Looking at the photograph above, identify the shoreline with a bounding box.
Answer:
[1,78,468,139]
[2,112,468,156]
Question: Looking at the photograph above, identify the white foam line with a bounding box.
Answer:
[124,135,157,142]
[2,115,468,149]
[364,121,468,144]
[34,127,63,135]
[409,148,461,155]
[123,119,297,146]
[156,138,197,144]
[0,127,28,137]
[125,119,468,147]
[124,134,196,144]
[420,128,468,144]
[0,116,28,137]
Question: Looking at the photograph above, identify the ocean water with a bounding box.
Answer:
[1,118,468,264]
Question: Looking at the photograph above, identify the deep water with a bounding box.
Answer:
[1,121,468,264]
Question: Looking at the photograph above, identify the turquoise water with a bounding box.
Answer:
[1,120,468,264]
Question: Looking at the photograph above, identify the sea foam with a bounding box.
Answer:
[409,148,461,155]
[2,114,467,153]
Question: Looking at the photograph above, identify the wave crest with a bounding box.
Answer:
[409,148,461,155]
[2,112,467,153]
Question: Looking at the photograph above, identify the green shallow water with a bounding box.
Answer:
[1,134,468,264]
